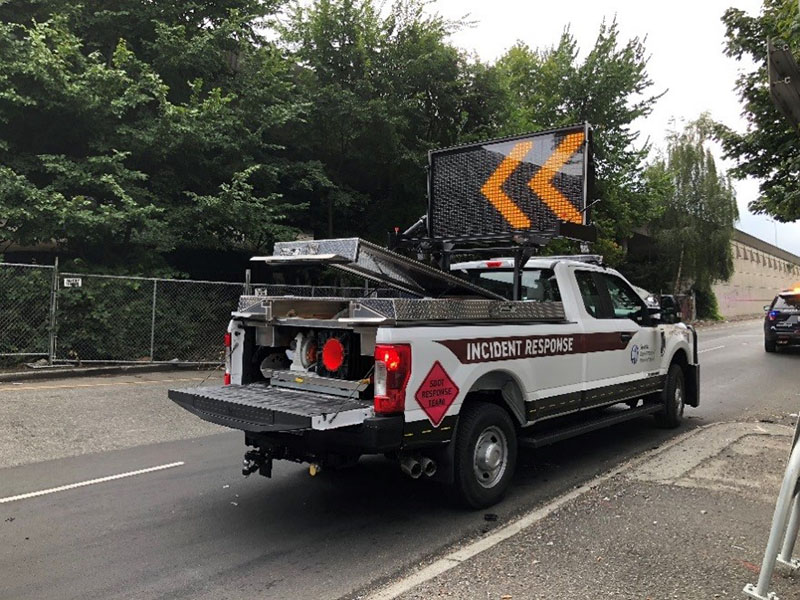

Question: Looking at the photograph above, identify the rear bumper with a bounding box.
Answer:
[766,329,800,345]
[168,384,404,453]
[246,415,405,454]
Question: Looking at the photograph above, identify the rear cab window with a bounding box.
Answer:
[461,268,561,302]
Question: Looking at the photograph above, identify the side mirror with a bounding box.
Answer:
[659,295,679,324]
[646,305,663,325]
[764,305,770,312]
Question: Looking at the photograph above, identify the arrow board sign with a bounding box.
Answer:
[428,124,592,240]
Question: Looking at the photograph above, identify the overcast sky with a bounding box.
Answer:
[432,0,800,255]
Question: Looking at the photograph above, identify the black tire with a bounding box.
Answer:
[452,402,517,509]
[654,363,685,429]
[765,338,777,353]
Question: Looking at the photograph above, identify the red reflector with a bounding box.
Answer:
[322,338,345,371]
[376,346,401,371]
[485,261,504,268]
[223,372,231,385]
[224,332,232,348]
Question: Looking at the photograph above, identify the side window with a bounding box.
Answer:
[575,270,602,317]
[602,274,644,320]
[521,270,561,302]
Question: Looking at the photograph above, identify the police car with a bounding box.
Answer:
[764,288,800,352]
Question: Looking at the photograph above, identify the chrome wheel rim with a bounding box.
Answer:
[473,426,508,489]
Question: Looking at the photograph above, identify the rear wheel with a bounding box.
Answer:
[765,338,777,353]
[452,402,517,509]
[654,363,685,429]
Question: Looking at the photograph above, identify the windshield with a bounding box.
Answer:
[462,269,561,302]
[774,294,800,310]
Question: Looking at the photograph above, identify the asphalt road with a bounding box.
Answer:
[1,319,797,600]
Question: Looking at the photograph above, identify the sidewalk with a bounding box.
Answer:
[369,422,800,600]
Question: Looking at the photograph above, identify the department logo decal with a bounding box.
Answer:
[630,344,640,365]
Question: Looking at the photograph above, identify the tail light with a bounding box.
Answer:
[224,331,232,385]
[374,344,411,415]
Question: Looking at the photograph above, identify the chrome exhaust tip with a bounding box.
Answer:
[400,456,422,479]
[420,457,437,478]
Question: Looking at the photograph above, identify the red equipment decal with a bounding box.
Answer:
[415,362,459,427]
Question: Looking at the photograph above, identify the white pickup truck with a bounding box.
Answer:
[170,238,699,508]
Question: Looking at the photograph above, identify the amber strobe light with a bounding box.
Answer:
[322,338,345,372]
[374,344,411,415]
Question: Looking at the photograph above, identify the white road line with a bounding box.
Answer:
[698,345,726,354]
[0,462,185,504]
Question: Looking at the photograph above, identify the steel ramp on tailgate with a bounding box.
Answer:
[168,383,372,433]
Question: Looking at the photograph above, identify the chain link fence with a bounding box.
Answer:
[0,263,54,359]
[0,262,404,366]
[0,262,246,365]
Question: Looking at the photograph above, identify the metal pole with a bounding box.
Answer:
[244,269,252,295]
[48,257,59,366]
[778,494,800,568]
[149,280,157,362]
[744,442,800,599]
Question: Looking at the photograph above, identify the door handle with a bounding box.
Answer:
[620,332,634,343]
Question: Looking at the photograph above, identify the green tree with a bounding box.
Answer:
[493,21,664,260]
[0,1,303,269]
[650,121,738,312]
[280,0,501,240]
[716,0,800,222]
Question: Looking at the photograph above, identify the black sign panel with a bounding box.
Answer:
[428,124,590,240]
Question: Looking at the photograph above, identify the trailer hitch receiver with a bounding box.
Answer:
[242,449,273,478]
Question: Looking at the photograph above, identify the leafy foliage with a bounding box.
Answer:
[1,0,671,275]
[279,0,501,240]
[649,121,738,303]
[493,21,664,253]
[0,1,303,268]
[716,0,800,222]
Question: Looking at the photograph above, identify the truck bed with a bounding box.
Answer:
[168,384,370,433]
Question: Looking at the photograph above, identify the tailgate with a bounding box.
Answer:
[169,383,372,433]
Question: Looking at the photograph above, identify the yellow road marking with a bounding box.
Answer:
[0,377,211,392]
[480,141,533,229]
[528,132,585,223]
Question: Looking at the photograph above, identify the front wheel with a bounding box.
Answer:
[452,402,517,509]
[654,363,685,429]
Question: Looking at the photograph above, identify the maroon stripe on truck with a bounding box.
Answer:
[436,332,630,364]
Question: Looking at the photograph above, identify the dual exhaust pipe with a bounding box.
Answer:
[400,455,436,479]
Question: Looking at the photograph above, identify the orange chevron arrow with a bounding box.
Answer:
[480,141,533,229]
[528,132,585,224]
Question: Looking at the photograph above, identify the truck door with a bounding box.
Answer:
[574,270,659,410]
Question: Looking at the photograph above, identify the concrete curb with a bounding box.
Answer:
[0,363,218,383]
[692,316,762,330]
[361,420,792,600]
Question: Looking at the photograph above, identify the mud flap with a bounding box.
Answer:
[685,364,700,408]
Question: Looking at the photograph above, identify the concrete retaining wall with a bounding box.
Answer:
[713,230,800,318]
